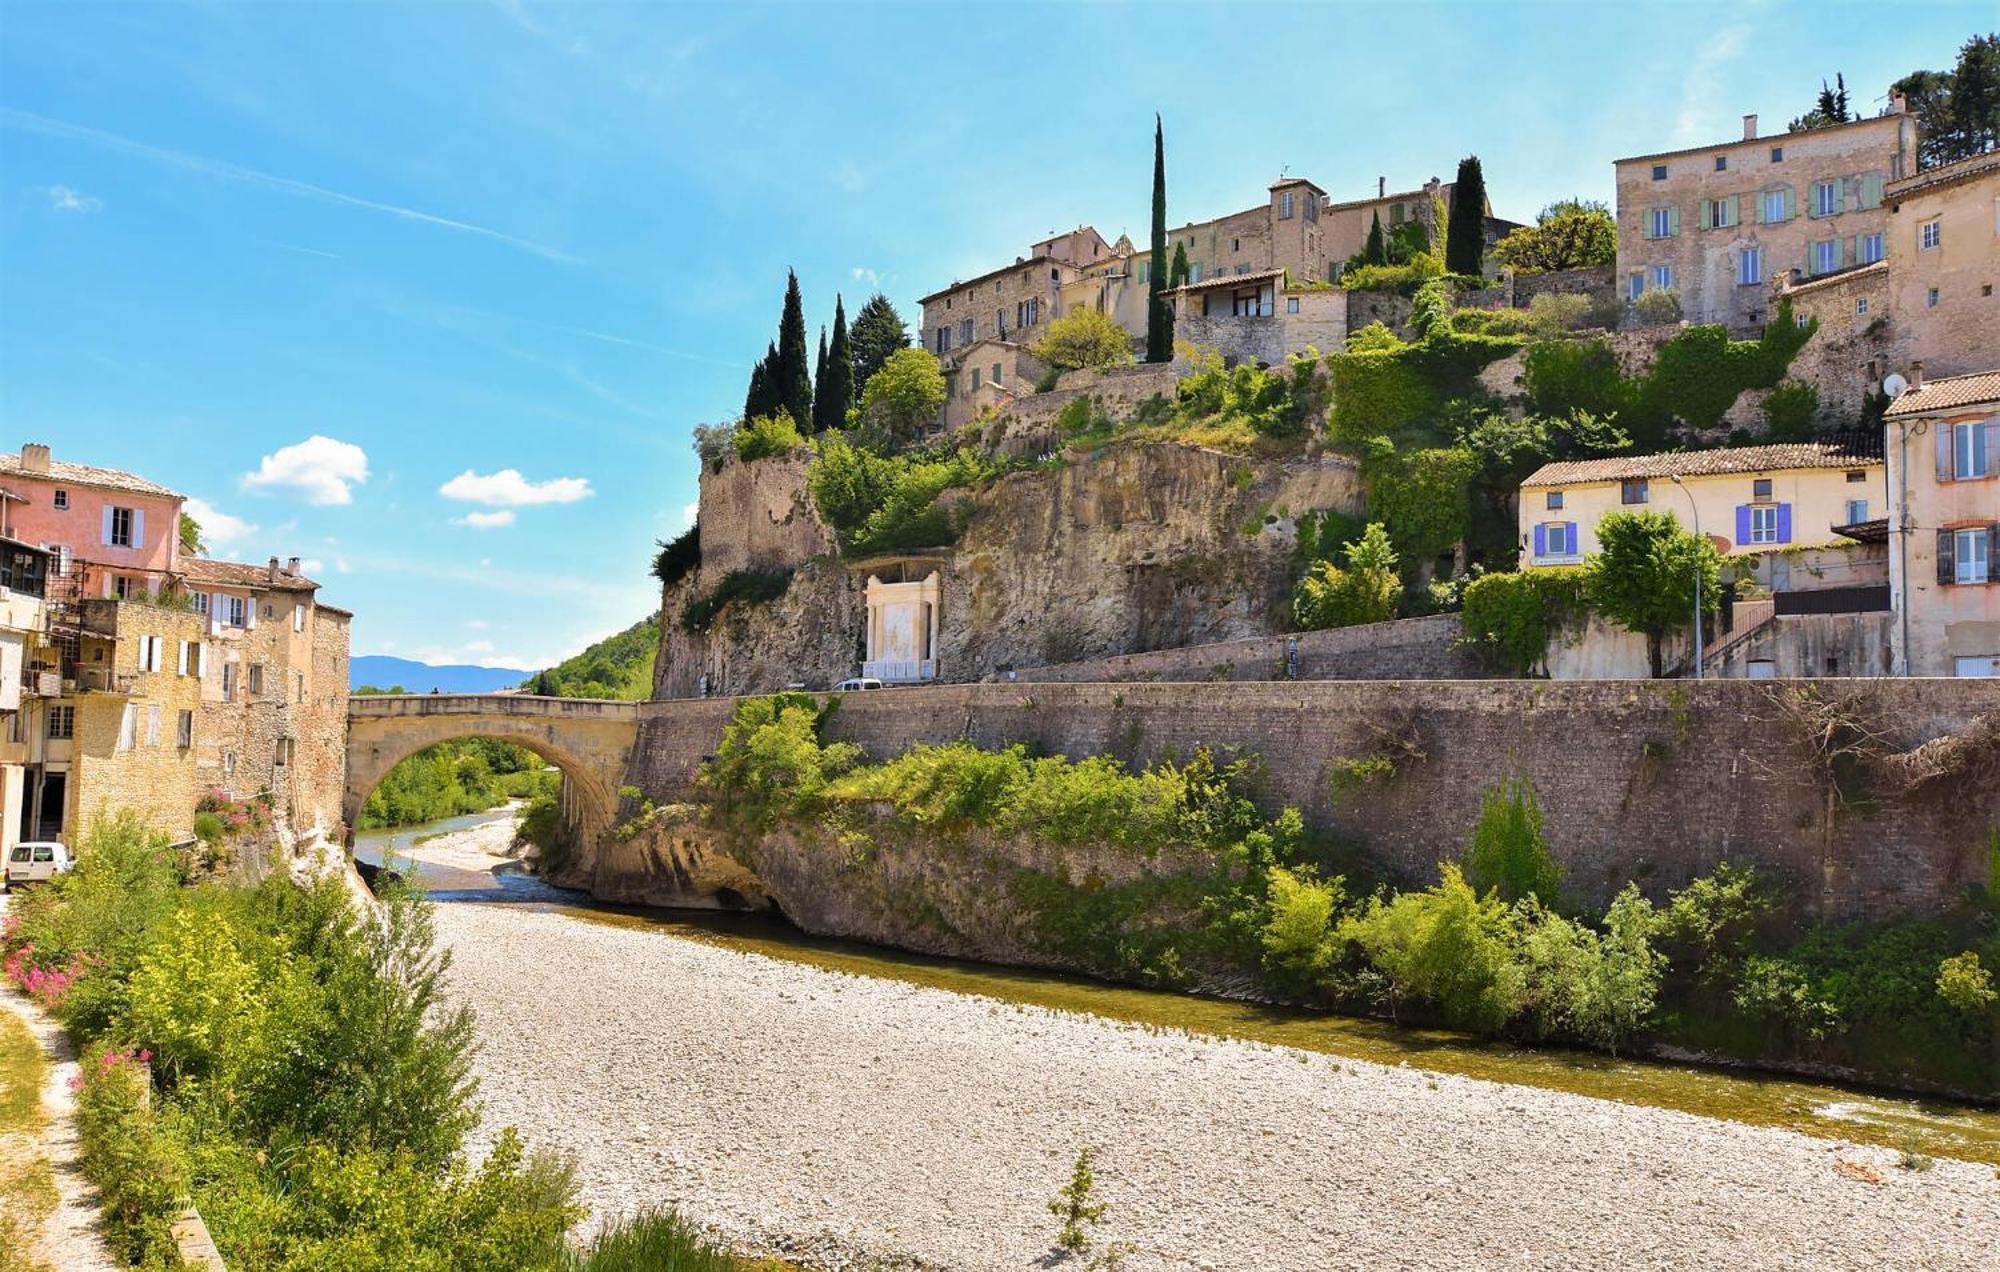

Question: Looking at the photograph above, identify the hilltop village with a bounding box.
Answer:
[660,85,1998,696]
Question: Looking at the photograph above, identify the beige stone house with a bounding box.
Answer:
[1883,370,2000,677]
[1322,176,1517,276]
[940,338,1052,432]
[1170,271,1348,367]
[1614,107,1916,329]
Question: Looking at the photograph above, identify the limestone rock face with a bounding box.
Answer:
[655,441,1364,698]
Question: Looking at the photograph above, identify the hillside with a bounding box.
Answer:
[351,655,532,694]
[524,614,659,699]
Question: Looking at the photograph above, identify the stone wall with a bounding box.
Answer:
[1346,290,1414,339]
[984,363,1180,455]
[1010,613,1479,683]
[693,452,833,578]
[1174,288,1347,368]
[1511,264,1618,308]
[616,678,2000,922]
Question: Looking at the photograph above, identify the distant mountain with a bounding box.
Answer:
[350,655,533,695]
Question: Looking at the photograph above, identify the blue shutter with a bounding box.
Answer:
[1533,524,1547,557]
[1735,505,1751,546]
[1566,522,1578,555]
[1776,503,1793,544]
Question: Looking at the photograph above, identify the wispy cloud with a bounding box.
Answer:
[242,435,371,506]
[266,241,341,261]
[439,468,592,507]
[453,510,517,529]
[184,496,257,547]
[851,266,881,288]
[680,501,698,528]
[3,109,577,264]
[44,184,102,214]
[1674,27,1749,146]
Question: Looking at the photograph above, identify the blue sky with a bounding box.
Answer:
[0,1,1985,669]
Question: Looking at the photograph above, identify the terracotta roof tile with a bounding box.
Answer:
[179,556,319,592]
[0,452,180,499]
[1523,443,1879,488]
[1883,370,2000,418]
[1170,267,1287,293]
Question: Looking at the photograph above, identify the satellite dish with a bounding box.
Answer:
[1883,373,1909,397]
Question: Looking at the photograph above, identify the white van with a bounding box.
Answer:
[4,842,72,891]
[834,677,883,692]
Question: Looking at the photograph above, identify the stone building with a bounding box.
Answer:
[1322,176,1518,276]
[1169,271,1348,367]
[1614,106,1916,329]
[941,338,1052,431]
[0,539,51,857]
[1,442,352,846]
[1882,370,2000,677]
[919,227,1117,362]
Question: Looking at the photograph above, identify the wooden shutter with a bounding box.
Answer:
[1938,424,1955,482]
[1667,206,1681,237]
[1700,199,1714,230]
[1776,503,1793,544]
[1937,529,1956,585]
[1534,524,1547,556]
[1984,420,2000,475]
[1735,505,1752,546]
[1725,195,1739,226]
[131,509,145,549]
[101,507,115,545]
[177,641,189,676]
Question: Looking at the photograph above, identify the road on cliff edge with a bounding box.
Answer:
[436,902,1999,1272]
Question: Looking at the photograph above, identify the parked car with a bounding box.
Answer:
[834,677,883,692]
[4,841,72,891]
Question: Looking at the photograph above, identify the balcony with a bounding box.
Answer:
[861,658,937,684]
[73,667,137,695]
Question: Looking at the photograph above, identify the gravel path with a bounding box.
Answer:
[437,903,2000,1271]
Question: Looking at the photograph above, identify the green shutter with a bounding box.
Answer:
[1668,205,1681,237]
[1753,191,1766,224]
[1783,185,1795,220]
[1835,179,1849,214]
[1861,172,1883,208]
[1699,199,1712,230]
[1726,194,1739,227]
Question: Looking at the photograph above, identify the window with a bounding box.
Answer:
[114,575,138,600]
[248,663,264,697]
[177,710,193,749]
[1752,478,1773,500]
[970,367,981,390]
[958,318,973,345]
[1546,491,1564,510]
[1542,522,1577,556]
[293,603,306,632]
[1651,164,1667,181]
[46,705,73,740]
[1926,287,1940,308]
[1651,264,1672,290]
[1389,203,1406,226]
[221,662,237,702]
[1919,220,1941,250]
[1230,237,1240,252]
[1859,232,1883,263]
[1230,284,1274,317]
[1304,196,1318,224]
[225,595,247,628]
[223,751,236,776]
[117,704,136,752]
[1749,504,1780,544]
[108,506,135,547]
[1762,189,1788,222]
[1953,421,1992,479]
[1706,196,1737,228]
[1846,469,1867,483]
[192,591,209,617]
[1856,297,1869,316]
[53,489,69,510]
[1286,296,1301,314]
[1279,192,1295,219]
[1845,498,1869,523]
[995,308,1005,336]
[1811,180,1838,217]
[1621,479,1649,505]
[1648,207,1673,239]
[1770,146,1784,163]
[1810,240,1838,275]
[1952,527,1992,584]
[1628,272,1645,301]
[1136,260,1149,284]
[1738,246,1763,286]
[991,361,1002,387]
[137,635,162,673]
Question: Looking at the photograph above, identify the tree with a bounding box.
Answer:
[1492,199,1617,274]
[744,342,781,421]
[1896,35,2000,168]
[1031,308,1135,372]
[812,325,828,426]
[179,512,205,556]
[859,347,947,440]
[1292,522,1400,630]
[1584,509,1721,677]
[1145,114,1173,363]
[1789,72,1854,133]
[847,293,910,389]
[1445,155,1487,276]
[820,294,856,432]
[774,269,813,430]
[1465,780,1562,907]
[1169,242,1189,287]
[1362,209,1388,266]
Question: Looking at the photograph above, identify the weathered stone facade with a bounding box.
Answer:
[1171,278,1347,367]
[64,599,206,840]
[691,451,833,579]
[1009,612,1478,683]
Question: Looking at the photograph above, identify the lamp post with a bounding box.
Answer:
[1668,474,1703,679]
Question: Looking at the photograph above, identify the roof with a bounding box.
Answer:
[0,535,51,558]
[316,603,354,619]
[1886,151,2000,202]
[179,556,320,593]
[0,451,181,500]
[1324,186,1440,214]
[1883,370,2000,419]
[1834,517,1889,544]
[1269,176,1326,193]
[1171,267,1286,294]
[1522,443,1881,488]
[1781,258,1888,296]
[920,256,1058,305]
[1613,111,1904,167]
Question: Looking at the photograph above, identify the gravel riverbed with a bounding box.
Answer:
[436,903,1999,1271]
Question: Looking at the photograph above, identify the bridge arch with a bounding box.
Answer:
[344,695,641,850]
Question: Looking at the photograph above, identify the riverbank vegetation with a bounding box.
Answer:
[525,616,659,700]
[699,696,2000,1093]
[361,739,558,830]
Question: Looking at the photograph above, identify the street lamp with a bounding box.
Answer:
[1667,474,1703,679]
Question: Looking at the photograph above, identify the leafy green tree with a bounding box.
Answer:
[1032,307,1135,372]
[847,292,910,390]
[1937,951,1998,1013]
[1293,522,1401,631]
[1146,113,1173,362]
[1340,864,1525,1031]
[819,293,856,431]
[733,413,803,462]
[1584,509,1721,677]
[774,269,813,430]
[1362,209,1387,266]
[1445,155,1487,276]
[859,346,948,440]
[1365,446,1478,568]
[178,512,205,556]
[1895,35,2000,168]
[1492,199,1617,274]
[1464,779,1563,907]
[1260,866,1346,993]
[812,325,828,426]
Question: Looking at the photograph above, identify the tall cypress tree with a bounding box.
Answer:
[812,326,830,431]
[823,294,855,431]
[1363,210,1387,266]
[848,293,909,390]
[774,269,813,429]
[1145,113,1173,363]
[1446,155,1488,276]
[744,342,781,420]
[1169,242,1189,287]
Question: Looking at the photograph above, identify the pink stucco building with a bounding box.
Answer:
[0,442,184,597]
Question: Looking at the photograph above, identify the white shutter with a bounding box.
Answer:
[117,704,136,751]
[196,643,208,678]
[177,641,190,676]
[146,705,160,746]
[247,598,258,630]
[131,508,146,549]
[101,507,115,545]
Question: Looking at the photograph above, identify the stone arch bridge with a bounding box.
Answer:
[345,694,641,846]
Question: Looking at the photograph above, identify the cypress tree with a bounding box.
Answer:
[1169,242,1189,287]
[812,326,830,431]
[744,342,781,420]
[824,294,855,430]
[774,270,813,430]
[1145,113,1173,362]
[1363,210,1387,266]
[848,293,910,390]
[1446,155,1488,276]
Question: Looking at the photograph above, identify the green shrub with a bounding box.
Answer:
[1030,308,1135,372]
[1364,446,1478,565]
[1260,866,1346,992]
[1341,864,1526,1031]
[192,811,227,845]
[565,1206,756,1272]
[1451,306,1537,337]
[1337,256,1443,294]
[1762,379,1820,441]
[1523,337,1632,421]
[1464,779,1563,907]
[1343,321,1403,353]
[1657,861,1774,982]
[700,694,859,833]
[653,527,701,587]
[1631,288,1683,325]
[1327,332,1522,446]
[1292,522,1399,630]
[679,569,793,634]
[1457,568,1587,675]
[1937,951,1998,1013]
[806,433,1002,556]
[1525,291,1594,334]
[731,413,803,463]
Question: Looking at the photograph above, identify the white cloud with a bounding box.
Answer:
[300,558,325,574]
[183,496,256,547]
[45,184,101,214]
[439,468,592,508]
[851,266,881,288]
[1675,26,1749,145]
[680,501,698,528]
[242,435,370,506]
[453,510,517,529]
[334,558,352,574]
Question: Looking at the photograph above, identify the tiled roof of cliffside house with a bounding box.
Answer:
[1521,443,1879,488]
[1322,186,1438,213]
[1884,370,2000,418]
[1170,267,1287,294]
[1613,110,1902,166]
[1886,150,2000,201]
[0,451,180,499]
[1781,258,1888,295]
[919,234,1103,305]
[179,556,320,592]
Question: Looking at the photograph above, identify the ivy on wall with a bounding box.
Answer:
[1458,567,1589,675]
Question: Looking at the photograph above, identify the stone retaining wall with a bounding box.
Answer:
[1008,613,1477,683]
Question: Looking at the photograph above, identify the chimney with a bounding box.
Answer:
[286,556,301,576]
[1742,113,1758,141]
[19,443,49,473]
[1377,176,1386,198]
[1889,88,1908,115]
[1909,361,1924,390]
[268,556,281,583]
